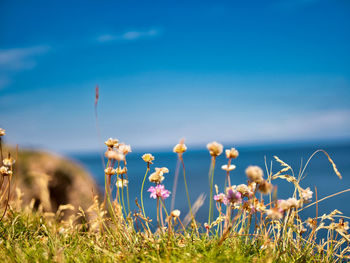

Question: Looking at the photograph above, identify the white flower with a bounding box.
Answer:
[207,141,223,157]
[221,164,236,172]
[300,187,313,201]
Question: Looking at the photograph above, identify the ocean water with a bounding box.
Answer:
[70,142,350,228]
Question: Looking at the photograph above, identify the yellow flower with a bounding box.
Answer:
[207,141,223,157]
[104,138,119,148]
[148,167,169,183]
[115,166,127,175]
[155,167,169,174]
[0,128,5,137]
[0,166,12,176]
[173,141,187,154]
[149,172,165,184]
[221,164,236,172]
[225,148,239,159]
[142,153,155,164]
[245,165,264,183]
[104,167,116,176]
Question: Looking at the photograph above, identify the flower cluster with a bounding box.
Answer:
[148,185,170,200]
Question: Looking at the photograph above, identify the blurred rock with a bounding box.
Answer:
[6,147,100,216]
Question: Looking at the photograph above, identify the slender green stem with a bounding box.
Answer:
[180,157,194,223]
[140,167,150,220]
[208,157,216,224]
[121,175,127,217]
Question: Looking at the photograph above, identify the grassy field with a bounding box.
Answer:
[1,129,349,262]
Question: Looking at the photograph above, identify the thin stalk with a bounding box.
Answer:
[208,157,216,224]
[140,166,150,221]
[180,156,197,231]
[123,160,131,214]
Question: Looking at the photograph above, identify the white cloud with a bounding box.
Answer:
[0,45,50,89]
[97,29,160,43]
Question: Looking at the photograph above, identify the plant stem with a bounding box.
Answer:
[208,157,216,224]
[140,167,150,220]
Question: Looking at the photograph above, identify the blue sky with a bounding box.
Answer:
[0,0,350,153]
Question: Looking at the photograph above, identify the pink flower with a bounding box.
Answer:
[148,185,171,200]
[226,188,242,204]
[214,193,228,205]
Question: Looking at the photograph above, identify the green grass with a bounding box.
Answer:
[0,207,338,263]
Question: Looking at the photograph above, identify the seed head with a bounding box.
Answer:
[171,209,181,218]
[245,165,264,183]
[0,128,5,136]
[206,141,223,157]
[266,208,283,220]
[258,180,273,195]
[225,148,239,159]
[118,143,132,155]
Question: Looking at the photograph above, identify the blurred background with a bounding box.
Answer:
[1,0,349,224]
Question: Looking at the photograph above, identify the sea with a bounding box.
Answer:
[70,142,350,229]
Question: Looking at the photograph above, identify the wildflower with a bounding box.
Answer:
[148,185,170,199]
[142,153,155,164]
[253,198,266,212]
[245,165,264,183]
[266,208,283,220]
[278,198,299,211]
[258,180,273,195]
[300,187,313,202]
[118,143,132,155]
[225,148,239,159]
[115,166,127,175]
[116,178,128,188]
[236,184,253,197]
[0,128,5,136]
[171,209,181,218]
[3,156,15,166]
[206,141,223,157]
[226,187,242,204]
[334,218,349,234]
[173,141,187,154]
[149,172,165,184]
[214,193,227,205]
[104,167,116,176]
[221,164,236,172]
[105,138,118,148]
[155,167,169,174]
[277,199,290,211]
[286,197,299,209]
[204,223,210,230]
[105,149,125,161]
[0,166,12,176]
[306,218,317,229]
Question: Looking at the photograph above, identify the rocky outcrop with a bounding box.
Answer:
[7,148,100,216]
